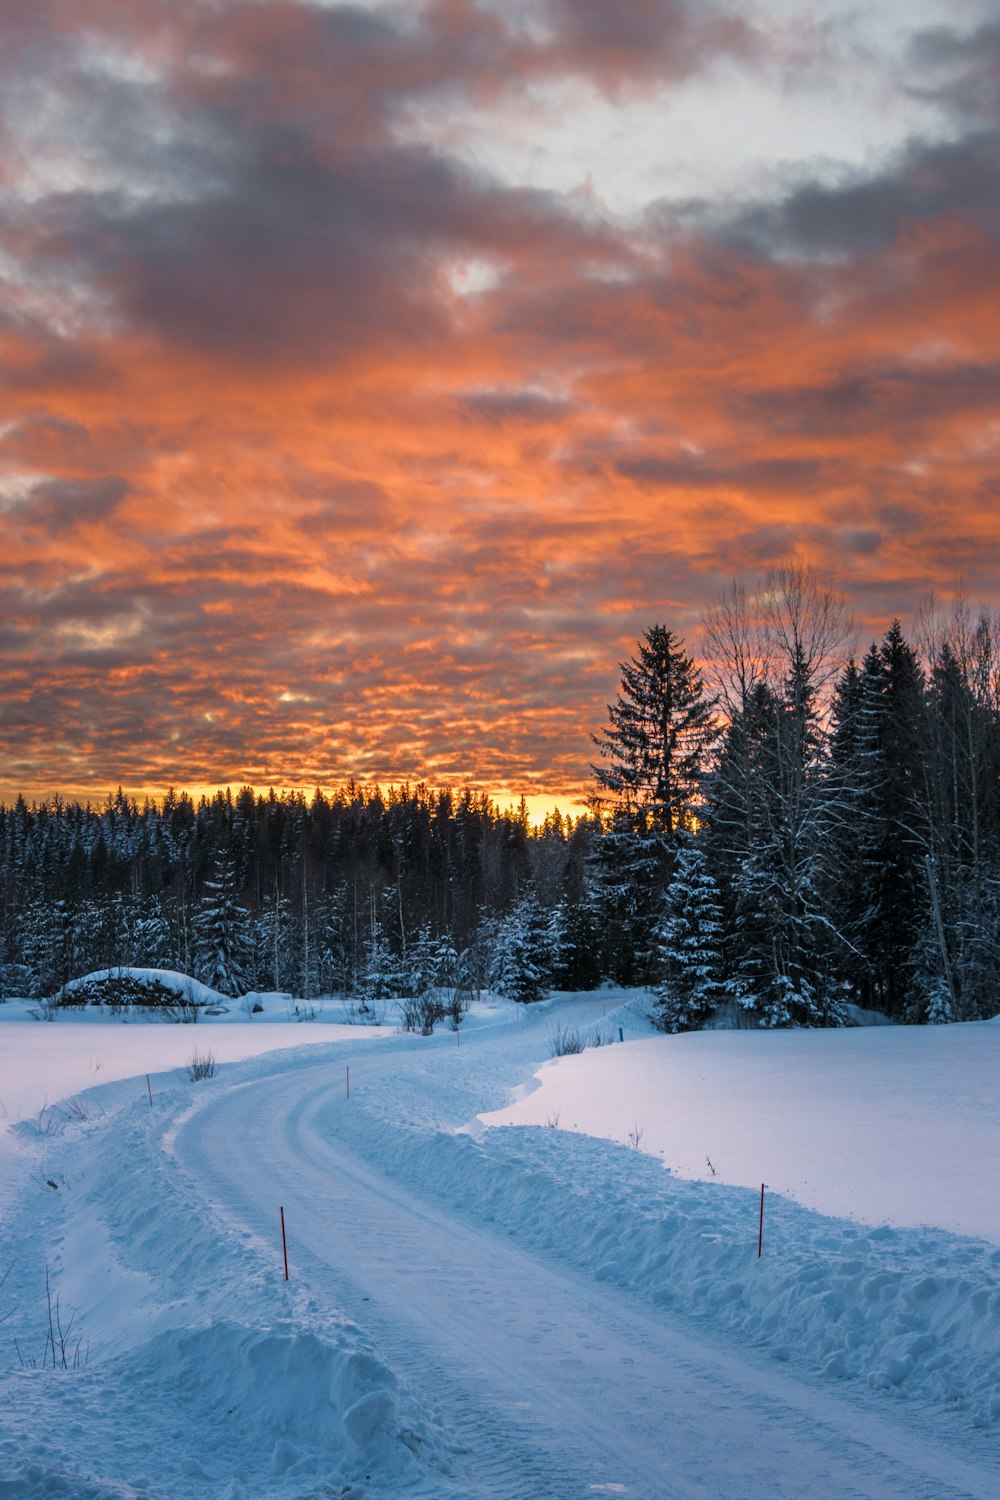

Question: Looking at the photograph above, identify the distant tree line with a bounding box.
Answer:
[2,564,998,1026]
[0,781,602,1009]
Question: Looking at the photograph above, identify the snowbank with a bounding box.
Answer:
[0,1053,443,1499]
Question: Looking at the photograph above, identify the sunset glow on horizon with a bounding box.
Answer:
[3,0,1000,812]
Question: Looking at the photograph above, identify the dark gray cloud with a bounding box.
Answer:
[19,134,614,367]
[700,131,1000,260]
[457,388,572,424]
[538,0,758,82]
[729,361,1000,440]
[908,21,1000,122]
[617,452,827,493]
[13,475,128,530]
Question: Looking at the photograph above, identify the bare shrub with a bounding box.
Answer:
[445,990,469,1030]
[158,999,199,1024]
[344,994,387,1025]
[15,1267,88,1370]
[547,1023,586,1057]
[187,1048,216,1082]
[397,994,446,1035]
[33,1103,63,1137]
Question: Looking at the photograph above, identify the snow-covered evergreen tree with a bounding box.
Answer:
[129,897,174,969]
[193,857,251,997]
[18,899,76,997]
[358,918,401,1005]
[548,897,603,990]
[402,924,436,999]
[256,891,295,991]
[490,893,551,1004]
[653,837,725,1031]
[591,625,716,982]
[700,567,858,1027]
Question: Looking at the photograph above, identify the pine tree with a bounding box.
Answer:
[193,856,251,997]
[654,836,725,1031]
[827,627,928,1015]
[591,625,715,982]
[593,624,716,834]
[490,893,551,1004]
[130,897,174,970]
[17,899,76,997]
[358,918,401,1005]
[548,897,604,990]
[917,611,1000,1020]
[701,568,853,1027]
[256,890,295,991]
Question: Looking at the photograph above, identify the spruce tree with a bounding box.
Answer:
[591,625,715,982]
[491,892,551,1003]
[193,856,251,997]
[654,836,725,1031]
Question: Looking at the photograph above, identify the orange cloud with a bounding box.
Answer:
[2,1,1000,808]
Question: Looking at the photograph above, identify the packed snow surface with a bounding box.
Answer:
[1,989,998,1498]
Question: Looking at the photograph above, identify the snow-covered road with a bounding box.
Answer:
[176,1043,999,1500]
[2,996,999,1498]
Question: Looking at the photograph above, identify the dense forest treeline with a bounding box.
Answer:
[0,781,600,1006]
[3,566,999,1027]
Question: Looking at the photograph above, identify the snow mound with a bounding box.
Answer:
[0,1465,143,1499]
[135,1321,399,1456]
[60,969,227,1005]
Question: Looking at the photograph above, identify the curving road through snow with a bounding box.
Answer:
[167,1016,998,1500]
[3,998,998,1499]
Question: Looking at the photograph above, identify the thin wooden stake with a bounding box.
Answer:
[758,1183,765,1258]
[346,1064,350,1099]
[146,1074,153,1107]
[280,1205,289,1281]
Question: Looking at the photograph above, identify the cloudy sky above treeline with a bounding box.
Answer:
[2,0,999,813]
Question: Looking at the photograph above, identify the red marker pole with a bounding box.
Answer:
[280,1206,289,1281]
[146,1074,153,1107]
[757,1184,765,1258]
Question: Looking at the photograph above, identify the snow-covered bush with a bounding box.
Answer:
[57,972,180,1012]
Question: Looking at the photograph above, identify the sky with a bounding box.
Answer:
[2,0,999,817]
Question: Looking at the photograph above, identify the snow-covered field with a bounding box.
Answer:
[1,989,998,1498]
[483,1016,1000,1242]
